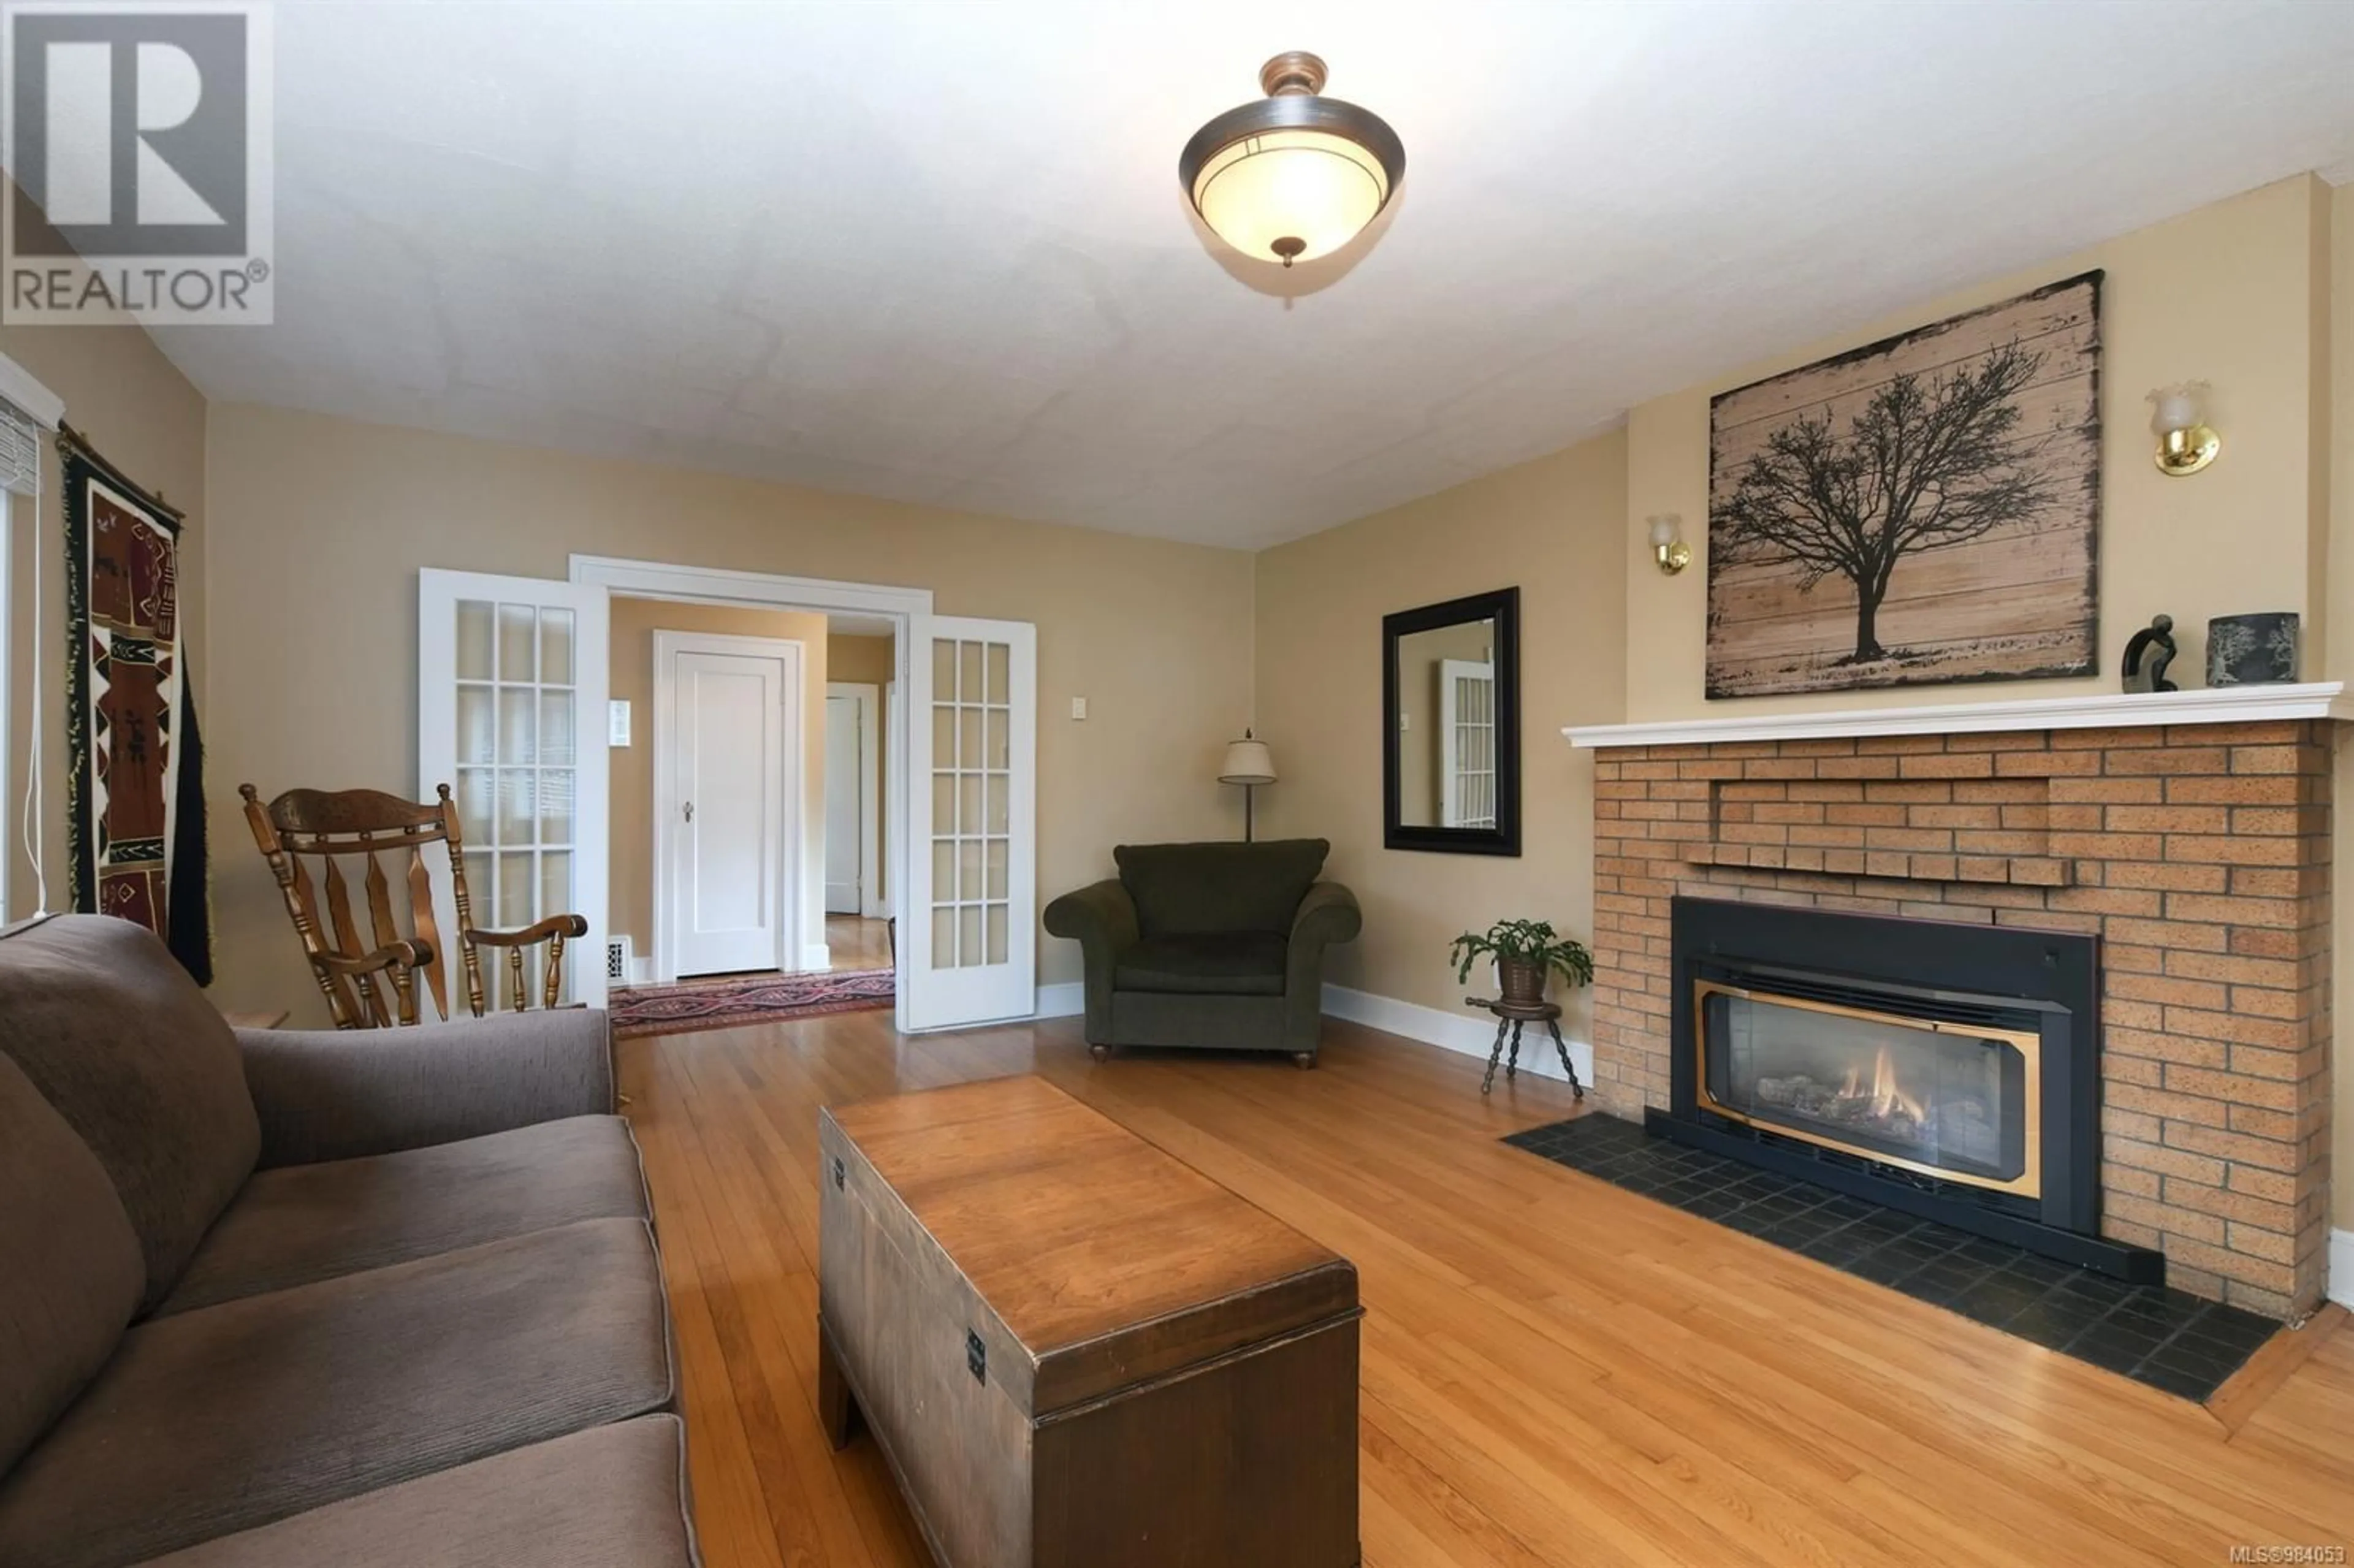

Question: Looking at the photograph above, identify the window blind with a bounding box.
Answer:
[0,398,39,495]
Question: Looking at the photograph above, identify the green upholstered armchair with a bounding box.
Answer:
[1043,839,1361,1068]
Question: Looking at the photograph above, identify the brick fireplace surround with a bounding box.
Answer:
[1572,691,2338,1320]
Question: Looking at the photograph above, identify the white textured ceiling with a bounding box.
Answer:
[153,1,2354,549]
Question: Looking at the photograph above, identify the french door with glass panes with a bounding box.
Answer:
[417,569,609,1009]
[902,615,1035,1030]
[1440,658,1497,829]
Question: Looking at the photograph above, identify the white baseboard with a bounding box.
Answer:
[801,943,831,973]
[2331,1228,2353,1311]
[1027,977,1595,1084]
[1322,983,1594,1087]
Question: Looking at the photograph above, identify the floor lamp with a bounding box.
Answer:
[1219,732,1276,843]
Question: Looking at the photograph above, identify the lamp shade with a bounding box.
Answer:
[1219,738,1277,785]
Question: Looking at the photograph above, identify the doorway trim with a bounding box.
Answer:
[570,557,933,1019]
[652,630,806,983]
[825,681,883,919]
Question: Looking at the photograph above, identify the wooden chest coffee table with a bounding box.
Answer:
[817,1075,1362,1568]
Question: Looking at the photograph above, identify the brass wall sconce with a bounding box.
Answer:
[1648,514,1691,575]
[2148,381,2220,477]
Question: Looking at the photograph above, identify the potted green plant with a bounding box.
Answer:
[1449,918,1594,1008]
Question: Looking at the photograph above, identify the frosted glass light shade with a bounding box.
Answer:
[1647,514,1681,549]
[1179,53,1404,270]
[2147,381,2209,436]
[1219,739,1277,785]
[1190,129,1390,265]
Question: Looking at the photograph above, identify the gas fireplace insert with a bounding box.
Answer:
[1656,897,2156,1281]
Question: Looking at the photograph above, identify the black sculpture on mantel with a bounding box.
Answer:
[2120,614,2178,694]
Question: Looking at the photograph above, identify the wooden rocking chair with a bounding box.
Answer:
[240,782,589,1029]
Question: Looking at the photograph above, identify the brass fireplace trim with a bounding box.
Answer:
[1693,980,2044,1200]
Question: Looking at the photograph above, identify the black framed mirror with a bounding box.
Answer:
[1383,587,1520,856]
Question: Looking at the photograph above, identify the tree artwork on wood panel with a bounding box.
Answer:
[1705,272,2101,698]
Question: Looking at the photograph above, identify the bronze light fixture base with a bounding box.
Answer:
[2154,425,2221,476]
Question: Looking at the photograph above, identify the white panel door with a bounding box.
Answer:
[659,636,797,978]
[903,616,1035,1030]
[824,695,862,914]
[417,569,609,1010]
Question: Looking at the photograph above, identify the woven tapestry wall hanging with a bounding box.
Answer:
[63,428,212,982]
[1706,271,2103,698]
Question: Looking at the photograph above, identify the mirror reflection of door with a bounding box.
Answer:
[1394,618,1497,829]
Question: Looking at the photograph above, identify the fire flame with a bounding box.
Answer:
[1867,1046,1926,1122]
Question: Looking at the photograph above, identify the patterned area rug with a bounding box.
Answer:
[611,968,895,1039]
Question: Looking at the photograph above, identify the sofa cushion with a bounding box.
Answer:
[128,1416,696,1568]
[0,1053,145,1475]
[160,1116,652,1316]
[0,915,260,1312]
[1114,933,1289,996]
[0,1217,674,1568]
[1114,839,1328,937]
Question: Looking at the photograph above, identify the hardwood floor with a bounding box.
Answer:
[621,1012,2354,1567]
[823,915,894,972]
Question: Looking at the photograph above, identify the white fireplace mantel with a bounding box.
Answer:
[1563,682,2354,750]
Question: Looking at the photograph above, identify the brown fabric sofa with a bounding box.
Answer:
[0,914,697,1568]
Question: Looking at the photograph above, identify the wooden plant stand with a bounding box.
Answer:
[1465,997,1583,1098]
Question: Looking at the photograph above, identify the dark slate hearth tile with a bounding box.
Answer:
[1720,1207,1785,1239]
[2147,1336,2247,1387]
[1951,1272,2056,1326]
[2184,1302,2280,1354]
[2052,1271,2139,1311]
[1800,1230,1880,1268]
[2137,1359,2227,1402]
[2004,1295,2105,1350]
[1846,1250,1922,1288]
[1997,1254,2076,1290]
[1499,1114,2279,1403]
[1814,1196,1880,1225]
[1679,1192,1745,1220]
[2067,1319,2172,1374]
[1848,1210,1922,1243]
[1953,1237,2024,1269]
[1905,1255,1992,1300]
[1879,1232,1962,1269]
[2103,1290,2210,1339]
[1760,1212,1849,1247]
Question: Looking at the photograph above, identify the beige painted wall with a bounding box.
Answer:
[2333,179,2352,1238]
[0,324,207,930]
[201,402,1255,1020]
[1254,431,1628,1032]
[1625,176,2336,723]
[608,598,829,967]
[826,633,892,889]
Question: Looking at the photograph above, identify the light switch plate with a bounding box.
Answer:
[1070,696,1087,720]
[609,699,633,747]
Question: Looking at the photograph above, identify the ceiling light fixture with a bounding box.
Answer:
[1178,51,1405,268]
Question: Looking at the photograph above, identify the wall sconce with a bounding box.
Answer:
[2147,381,2220,477]
[1648,514,1691,575]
